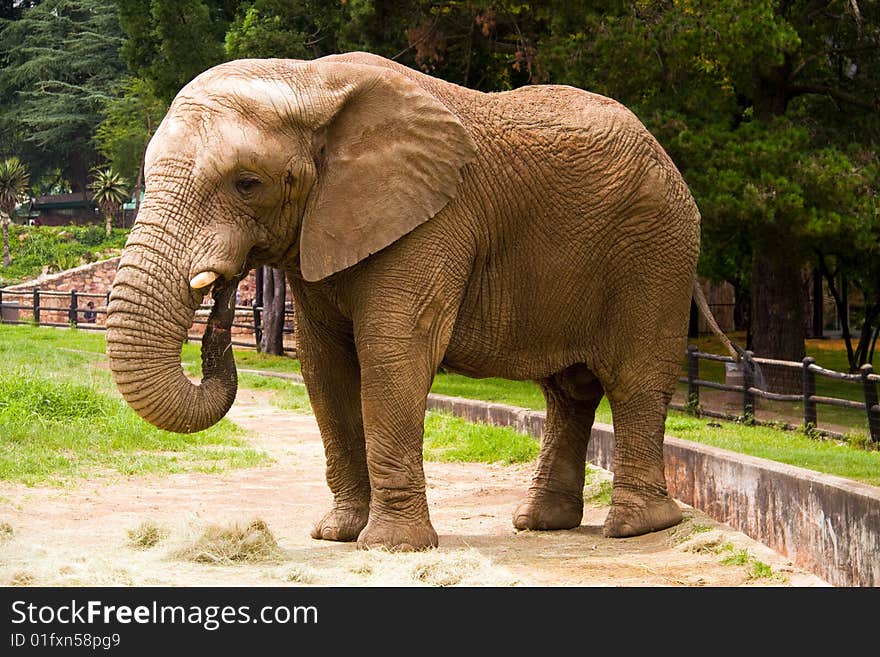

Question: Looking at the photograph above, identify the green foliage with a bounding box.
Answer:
[95,77,167,182]
[88,166,130,236]
[0,156,29,216]
[227,0,345,59]
[115,0,232,103]
[0,224,128,286]
[0,0,127,191]
[0,155,30,266]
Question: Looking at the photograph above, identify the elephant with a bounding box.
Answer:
[106,51,702,552]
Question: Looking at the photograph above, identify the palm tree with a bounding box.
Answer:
[89,167,129,237]
[0,157,30,267]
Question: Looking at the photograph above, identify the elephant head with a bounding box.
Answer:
[106,56,476,433]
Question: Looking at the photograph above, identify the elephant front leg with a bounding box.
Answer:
[298,323,371,543]
[355,349,438,552]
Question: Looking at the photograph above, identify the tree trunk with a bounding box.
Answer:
[1,214,10,267]
[105,211,112,237]
[260,266,286,356]
[811,268,823,339]
[132,114,152,227]
[750,248,805,393]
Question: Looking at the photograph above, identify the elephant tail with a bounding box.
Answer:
[692,279,744,362]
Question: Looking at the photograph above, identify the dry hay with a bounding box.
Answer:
[126,520,169,550]
[171,518,285,565]
[336,547,523,587]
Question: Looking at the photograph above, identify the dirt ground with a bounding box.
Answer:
[0,388,829,587]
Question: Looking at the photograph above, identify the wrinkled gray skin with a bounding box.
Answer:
[106,52,700,551]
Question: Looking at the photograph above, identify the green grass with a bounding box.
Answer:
[715,542,781,582]
[665,414,880,486]
[585,480,613,507]
[423,412,540,464]
[265,378,539,465]
[3,324,878,486]
[266,380,314,414]
[0,325,270,485]
[0,224,129,287]
[430,372,546,410]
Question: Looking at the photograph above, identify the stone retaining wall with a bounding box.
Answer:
[424,393,878,587]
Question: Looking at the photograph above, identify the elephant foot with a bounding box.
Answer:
[356,517,438,552]
[311,503,370,542]
[603,490,682,538]
[512,490,583,531]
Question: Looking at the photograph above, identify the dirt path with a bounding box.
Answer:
[0,389,828,587]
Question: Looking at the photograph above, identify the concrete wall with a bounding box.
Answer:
[424,392,879,587]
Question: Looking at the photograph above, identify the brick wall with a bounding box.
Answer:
[1,257,295,351]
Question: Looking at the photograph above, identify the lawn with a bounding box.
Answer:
[0,324,269,485]
[1,323,878,486]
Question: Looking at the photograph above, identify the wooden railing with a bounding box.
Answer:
[676,345,880,443]
[3,288,877,441]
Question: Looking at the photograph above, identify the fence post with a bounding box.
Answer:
[860,364,880,443]
[742,350,755,423]
[253,300,262,352]
[33,288,40,325]
[69,289,78,326]
[802,357,817,432]
[686,344,699,413]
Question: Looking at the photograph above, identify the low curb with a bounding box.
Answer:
[240,370,879,586]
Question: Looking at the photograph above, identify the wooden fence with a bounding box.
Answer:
[3,287,878,441]
[0,287,296,354]
[675,345,880,443]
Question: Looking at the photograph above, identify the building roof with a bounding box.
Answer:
[31,193,95,210]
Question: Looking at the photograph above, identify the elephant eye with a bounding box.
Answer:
[236,176,261,195]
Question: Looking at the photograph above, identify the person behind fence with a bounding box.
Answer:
[83,301,96,323]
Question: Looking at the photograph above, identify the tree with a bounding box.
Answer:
[259,266,287,355]
[0,0,128,193]
[807,149,880,370]
[114,0,238,103]
[0,156,29,267]
[528,1,879,389]
[88,167,129,237]
[95,77,167,221]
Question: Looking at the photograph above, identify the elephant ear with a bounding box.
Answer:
[297,62,477,282]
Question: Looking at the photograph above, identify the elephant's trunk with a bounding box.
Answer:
[106,238,240,434]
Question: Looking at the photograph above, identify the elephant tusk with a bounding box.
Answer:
[190,270,219,290]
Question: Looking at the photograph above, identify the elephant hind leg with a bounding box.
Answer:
[513,364,603,531]
[603,374,683,538]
